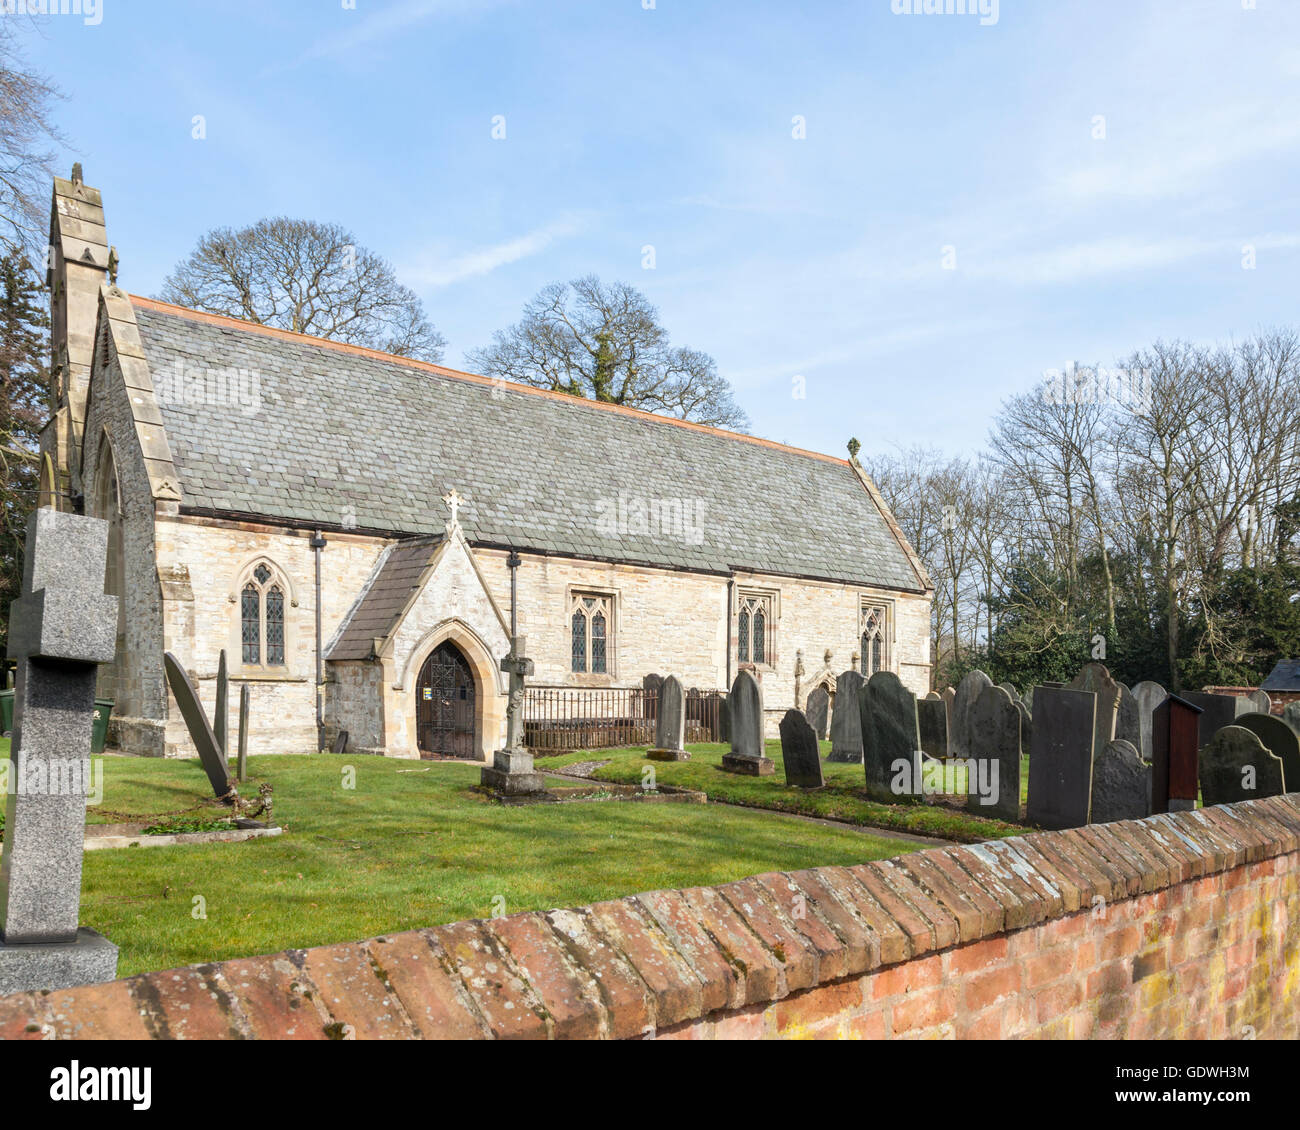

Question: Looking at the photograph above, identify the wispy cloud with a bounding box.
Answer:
[403,215,588,288]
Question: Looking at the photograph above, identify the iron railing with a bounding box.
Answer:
[524,686,725,752]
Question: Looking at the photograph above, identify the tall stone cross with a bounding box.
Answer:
[442,487,463,532]
[0,509,120,991]
[500,636,533,752]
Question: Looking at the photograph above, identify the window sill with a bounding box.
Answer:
[233,671,309,684]
[567,673,616,687]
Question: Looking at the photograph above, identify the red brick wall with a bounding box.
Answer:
[1,797,1297,1039]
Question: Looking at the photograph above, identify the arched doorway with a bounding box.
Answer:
[415,641,477,757]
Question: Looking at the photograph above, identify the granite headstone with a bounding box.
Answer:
[828,670,865,763]
[1025,685,1098,830]
[1090,739,1151,824]
[1199,725,1285,806]
[780,709,824,789]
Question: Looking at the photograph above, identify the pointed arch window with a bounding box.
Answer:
[570,593,613,674]
[240,561,288,667]
[737,590,776,666]
[860,602,890,677]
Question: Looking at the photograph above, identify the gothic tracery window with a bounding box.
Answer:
[240,561,287,667]
[860,602,889,677]
[570,593,612,674]
[737,591,774,666]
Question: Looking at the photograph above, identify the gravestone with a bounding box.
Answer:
[1284,701,1300,737]
[950,670,993,759]
[642,672,663,722]
[236,684,250,783]
[1090,739,1151,824]
[647,674,689,761]
[917,697,948,760]
[1247,689,1272,715]
[1200,725,1285,807]
[780,709,824,789]
[1066,662,1122,760]
[721,670,773,775]
[1150,694,1200,814]
[164,653,236,800]
[965,683,1020,821]
[0,509,119,992]
[1182,690,1248,751]
[1025,685,1098,830]
[805,683,830,740]
[214,649,229,756]
[481,637,545,795]
[1115,683,1141,747]
[858,671,920,800]
[1131,680,1168,761]
[1232,712,1300,790]
[941,686,956,735]
[827,670,865,762]
[718,695,731,743]
[997,682,1021,707]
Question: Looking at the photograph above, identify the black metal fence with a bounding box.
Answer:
[524,686,725,752]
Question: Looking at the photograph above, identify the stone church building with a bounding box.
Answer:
[38,169,934,760]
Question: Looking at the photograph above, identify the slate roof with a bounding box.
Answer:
[131,298,927,593]
[1261,660,1300,692]
[328,538,442,661]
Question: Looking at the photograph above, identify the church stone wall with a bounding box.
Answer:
[325,661,386,753]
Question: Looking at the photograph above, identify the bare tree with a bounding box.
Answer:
[0,22,63,260]
[158,218,447,362]
[467,275,748,430]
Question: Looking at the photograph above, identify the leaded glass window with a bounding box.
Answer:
[569,593,613,674]
[860,603,889,676]
[737,592,774,666]
[240,561,287,668]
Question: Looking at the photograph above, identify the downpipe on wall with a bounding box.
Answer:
[311,530,327,751]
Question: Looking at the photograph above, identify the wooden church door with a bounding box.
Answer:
[416,642,477,757]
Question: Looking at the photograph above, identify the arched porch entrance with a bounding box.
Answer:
[415,641,477,758]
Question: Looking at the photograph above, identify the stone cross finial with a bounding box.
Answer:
[0,509,120,991]
[442,487,463,531]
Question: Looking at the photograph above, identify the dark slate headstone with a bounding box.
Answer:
[805,684,830,740]
[1090,739,1151,824]
[917,697,948,760]
[164,653,236,801]
[647,674,689,761]
[1131,680,1167,761]
[718,695,731,743]
[1066,662,1122,760]
[1183,691,1248,751]
[780,709,824,790]
[965,684,1020,821]
[1150,694,1200,814]
[950,670,993,759]
[1026,685,1098,830]
[858,671,920,800]
[642,672,662,722]
[214,648,229,757]
[1284,701,1300,737]
[1231,712,1300,791]
[721,670,773,775]
[1200,725,1285,807]
[828,670,865,762]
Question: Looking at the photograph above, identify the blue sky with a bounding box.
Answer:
[19,0,1300,458]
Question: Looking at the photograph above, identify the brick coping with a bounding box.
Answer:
[0,796,1296,1039]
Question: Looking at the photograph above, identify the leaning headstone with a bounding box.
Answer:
[0,509,119,992]
[858,671,920,800]
[481,637,546,795]
[1284,701,1300,737]
[966,684,1020,821]
[214,648,229,757]
[1131,680,1168,761]
[1231,712,1300,791]
[997,682,1021,706]
[164,654,236,801]
[780,709,824,789]
[1247,689,1272,715]
[827,670,865,762]
[1066,662,1122,760]
[1090,739,1151,824]
[1200,725,1286,807]
[722,670,773,775]
[1183,690,1248,751]
[805,683,830,740]
[647,674,689,761]
[1026,685,1098,830]
[1151,694,1201,813]
[950,670,993,759]
[917,697,948,760]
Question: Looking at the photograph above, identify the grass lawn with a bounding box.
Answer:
[0,743,924,977]
[536,741,1032,843]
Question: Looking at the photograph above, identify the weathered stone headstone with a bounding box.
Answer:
[997,682,1020,705]
[481,637,545,795]
[858,671,920,800]
[214,648,229,757]
[780,709,824,789]
[1200,725,1285,807]
[1183,690,1248,751]
[647,674,689,761]
[0,509,119,992]
[721,670,773,775]
[1025,685,1098,830]
[1115,683,1141,747]
[941,686,956,751]
[805,683,830,740]
[827,670,865,762]
[1090,739,1151,824]
[718,694,731,743]
[965,684,1020,821]
[1231,712,1300,791]
[950,670,993,759]
[236,684,250,784]
[164,653,236,800]
[1247,689,1272,715]
[917,697,948,760]
[1284,701,1300,737]
[642,672,663,723]
[1131,680,1167,761]
[1150,694,1200,814]
[1066,662,1122,760]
